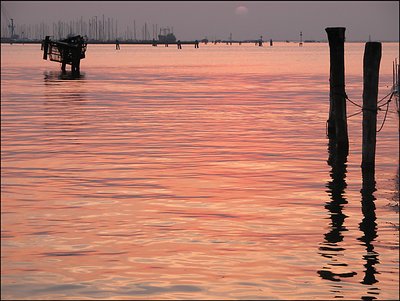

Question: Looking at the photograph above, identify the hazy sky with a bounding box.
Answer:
[1,1,399,41]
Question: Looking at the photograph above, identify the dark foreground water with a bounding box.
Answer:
[1,43,399,300]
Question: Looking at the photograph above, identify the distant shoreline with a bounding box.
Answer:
[1,39,399,45]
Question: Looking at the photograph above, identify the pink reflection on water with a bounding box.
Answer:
[1,42,399,300]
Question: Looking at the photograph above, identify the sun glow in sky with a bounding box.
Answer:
[235,6,249,16]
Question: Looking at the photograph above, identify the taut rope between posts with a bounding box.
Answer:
[343,89,395,132]
[376,92,394,132]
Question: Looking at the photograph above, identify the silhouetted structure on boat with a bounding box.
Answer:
[158,27,176,44]
[42,35,87,74]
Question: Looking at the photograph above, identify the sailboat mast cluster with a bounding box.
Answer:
[1,14,175,43]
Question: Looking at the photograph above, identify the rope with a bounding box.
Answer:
[378,92,394,108]
[377,91,394,104]
[345,95,363,108]
[331,91,363,108]
[338,89,393,108]
[347,110,363,118]
[362,106,380,113]
[329,86,395,131]
[376,101,390,132]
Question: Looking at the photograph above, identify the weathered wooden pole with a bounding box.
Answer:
[42,36,50,60]
[61,48,67,72]
[361,42,382,173]
[325,27,349,156]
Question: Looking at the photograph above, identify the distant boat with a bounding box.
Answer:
[158,27,176,43]
[158,32,176,44]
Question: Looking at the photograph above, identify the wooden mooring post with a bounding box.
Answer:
[361,42,382,173]
[42,36,50,60]
[325,27,349,156]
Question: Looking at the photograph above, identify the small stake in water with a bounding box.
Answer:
[299,31,303,46]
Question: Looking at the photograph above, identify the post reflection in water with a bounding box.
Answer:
[317,139,357,297]
[359,170,380,300]
[44,70,85,81]
[43,70,87,103]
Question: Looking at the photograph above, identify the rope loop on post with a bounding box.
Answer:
[362,106,379,113]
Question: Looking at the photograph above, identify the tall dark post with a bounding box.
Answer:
[42,36,50,60]
[72,43,81,74]
[325,27,349,156]
[61,51,67,72]
[361,42,382,173]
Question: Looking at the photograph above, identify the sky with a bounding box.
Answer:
[1,1,399,41]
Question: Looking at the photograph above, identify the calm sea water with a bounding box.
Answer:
[1,42,398,300]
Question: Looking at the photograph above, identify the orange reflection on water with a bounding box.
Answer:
[1,42,399,300]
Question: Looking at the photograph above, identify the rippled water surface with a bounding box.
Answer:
[1,43,399,300]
